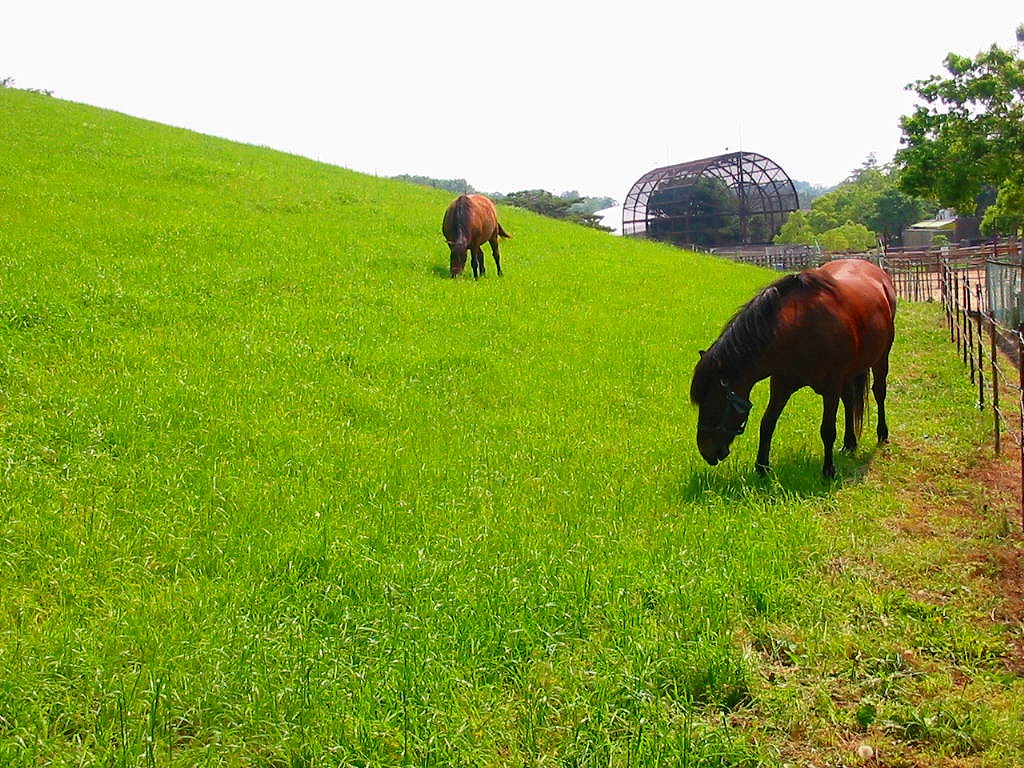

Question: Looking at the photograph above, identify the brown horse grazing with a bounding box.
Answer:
[442,194,510,279]
[690,259,896,478]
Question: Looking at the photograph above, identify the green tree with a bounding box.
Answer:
[792,180,830,209]
[896,26,1024,234]
[773,210,816,245]
[392,175,476,195]
[867,187,929,246]
[562,191,616,217]
[807,158,887,231]
[816,222,876,253]
[504,189,612,231]
[793,158,930,246]
[982,177,1024,235]
[0,76,53,96]
[505,189,580,218]
[646,177,740,246]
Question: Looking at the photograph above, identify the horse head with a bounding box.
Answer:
[690,351,753,466]
[447,238,469,277]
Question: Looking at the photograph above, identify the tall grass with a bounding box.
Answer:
[1,88,1019,766]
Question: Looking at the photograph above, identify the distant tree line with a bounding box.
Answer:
[391,175,475,195]
[777,24,1024,251]
[896,24,1024,238]
[497,190,616,231]
[775,156,931,251]
[393,174,616,231]
[1,76,53,96]
[792,180,830,209]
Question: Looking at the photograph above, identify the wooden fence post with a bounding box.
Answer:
[976,284,985,409]
[965,276,975,382]
[990,314,1001,456]
[944,261,955,343]
[893,247,1024,531]
[950,268,958,356]
[1019,331,1024,530]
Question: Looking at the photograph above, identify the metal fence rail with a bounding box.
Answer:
[986,252,1024,329]
[933,254,1024,529]
[720,241,1024,525]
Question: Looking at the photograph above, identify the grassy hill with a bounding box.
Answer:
[1,87,1021,766]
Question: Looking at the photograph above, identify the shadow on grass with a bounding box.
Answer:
[680,442,887,504]
[429,264,505,280]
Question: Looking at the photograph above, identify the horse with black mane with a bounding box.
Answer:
[442,194,510,279]
[690,258,896,478]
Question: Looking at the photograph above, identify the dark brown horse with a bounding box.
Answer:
[442,194,509,279]
[690,259,896,478]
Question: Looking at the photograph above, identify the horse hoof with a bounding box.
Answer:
[755,462,769,476]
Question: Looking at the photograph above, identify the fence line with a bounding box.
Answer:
[928,256,1024,529]
[722,241,1024,525]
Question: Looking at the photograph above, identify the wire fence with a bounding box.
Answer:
[883,244,1024,528]
[717,240,1024,524]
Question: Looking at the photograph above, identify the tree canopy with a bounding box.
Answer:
[895,26,1024,236]
[391,175,475,195]
[0,76,53,96]
[501,189,613,231]
[774,158,930,250]
[393,175,615,231]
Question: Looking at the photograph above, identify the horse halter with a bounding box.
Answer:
[699,379,753,439]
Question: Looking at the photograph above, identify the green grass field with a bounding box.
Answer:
[1,87,1022,767]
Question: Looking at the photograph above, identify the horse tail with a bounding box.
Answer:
[851,371,870,440]
[497,222,511,239]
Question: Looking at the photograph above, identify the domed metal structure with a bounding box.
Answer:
[623,151,799,248]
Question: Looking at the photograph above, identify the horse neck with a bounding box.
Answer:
[717,275,813,390]
[711,323,778,394]
[721,356,771,400]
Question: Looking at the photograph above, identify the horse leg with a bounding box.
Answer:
[490,234,503,276]
[819,391,842,479]
[471,246,484,279]
[873,354,890,443]
[756,379,795,475]
[841,367,876,453]
[840,378,858,453]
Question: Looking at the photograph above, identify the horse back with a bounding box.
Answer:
[443,194,499,247]
[819,258,896,321]
[776,260,895,382]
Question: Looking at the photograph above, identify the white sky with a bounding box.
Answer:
[2,1,1021,201]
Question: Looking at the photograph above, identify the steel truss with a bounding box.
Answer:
[623,152,799,248]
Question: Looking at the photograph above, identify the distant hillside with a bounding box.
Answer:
[390,174,475,195]
[391,173,615,228]
[793,179,832,208]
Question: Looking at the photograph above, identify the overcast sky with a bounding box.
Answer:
[3,1,1021,203]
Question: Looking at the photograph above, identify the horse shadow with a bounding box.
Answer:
[679,442,888,504]
[430,263,505,280]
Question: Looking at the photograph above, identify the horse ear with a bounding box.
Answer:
[698,349,706,358]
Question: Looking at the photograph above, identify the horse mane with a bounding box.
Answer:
[448,194,472,243]
[690,271,837,402]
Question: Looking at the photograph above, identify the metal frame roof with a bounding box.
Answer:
[623,151,799,248]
